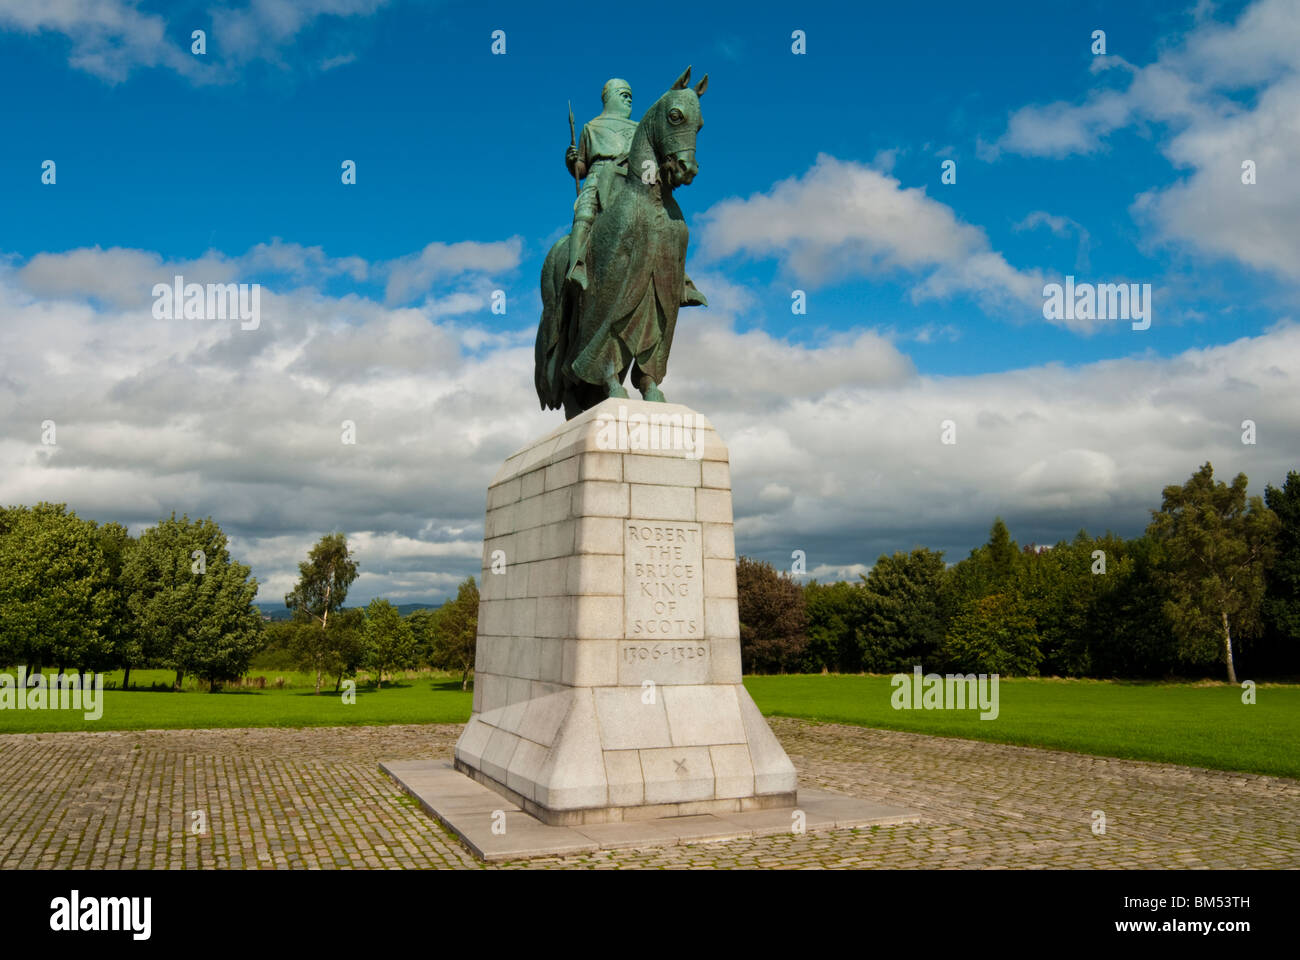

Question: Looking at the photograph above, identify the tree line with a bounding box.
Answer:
[738,463,1300,681]
[0,507,478,692]
[5,460,1296,687]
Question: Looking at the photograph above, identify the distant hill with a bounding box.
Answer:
[254,601,441,622]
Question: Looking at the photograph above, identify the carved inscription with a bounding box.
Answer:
[625,522,704,640]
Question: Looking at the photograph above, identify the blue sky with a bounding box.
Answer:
[1,0,1297,603]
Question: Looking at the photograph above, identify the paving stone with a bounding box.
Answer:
[0,718,1296,869]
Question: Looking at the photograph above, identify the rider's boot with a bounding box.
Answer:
[681,274,708,307]
[567,217,592,291]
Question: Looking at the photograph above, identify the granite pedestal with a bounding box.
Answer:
[453,398,798,825]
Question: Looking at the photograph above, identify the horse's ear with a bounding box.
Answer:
[671,65,692,90]
[694,74,708,97]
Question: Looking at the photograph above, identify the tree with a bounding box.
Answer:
[984,517,1020,585]
[123,513,263,690]
[364,599,415,688]
[330,608,368,692]
[429,577,479,690]
[1012,534,1108,677]
[737,557,808,674]
[858,548,948,672]
[284,533,359,694]
[96,521,140,686]
[801,580,864,673]
[1262,470,1300,672]
[405,607,439,667]
[938,519,1021,622]
[1146,463,1279,682]
[940,593,1042,676]
[0,503,112,677]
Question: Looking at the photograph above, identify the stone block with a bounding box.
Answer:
[574,516,623,555]
[663,685,746,746]
[571,480,629,517]
[702,522,735,559]
[696,488,732,523]
[624,454,701,487]
[603,750,644,806]
[629,483,696,521]
[701,461,730,489]
[639,747,715,804]
[594,686,671,750]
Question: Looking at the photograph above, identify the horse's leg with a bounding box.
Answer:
[562,385,583,420]
[603,344,632,399]
[632,362,665,402]
[604,373,629,399]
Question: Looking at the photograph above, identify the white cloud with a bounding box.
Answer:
[384,239,524,304]
[2,244,1297,603]
[696,154,1048,322]
[0,0,390,84]
[991,0,1300,281]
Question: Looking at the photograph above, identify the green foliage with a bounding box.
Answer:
[0,503,113,672]
[858,547,948,672]
[1146,462,1279,682]
[737,557,807,674]
[405,607,439,666]
[122,512,263,690]
[427,577,479,690]
[940,592,1042,676]
[364,598,416,688]
[984,517,1020,584]
[284,533,361,693]
[1262,470,1300,672]
[801,580,864,673]
[95,521,139,677]
[286,607,366,693]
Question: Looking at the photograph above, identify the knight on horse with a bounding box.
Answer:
[536,66,709,419]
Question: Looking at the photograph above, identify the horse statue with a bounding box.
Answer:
[535,66,709,420]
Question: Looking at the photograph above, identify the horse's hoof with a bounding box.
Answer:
[607,385,629,399]
[642,384,665,402]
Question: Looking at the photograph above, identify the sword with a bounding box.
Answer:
[568,100,579,197]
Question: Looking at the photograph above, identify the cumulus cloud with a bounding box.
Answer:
[0,0,390,84]
[990,0,1300,281]
[2,244,1296,602]
[384,239,525,305]
[695,154,1048,322]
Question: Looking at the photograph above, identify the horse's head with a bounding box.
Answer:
[648,65,708,189]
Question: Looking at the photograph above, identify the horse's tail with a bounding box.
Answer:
[535,236,570,410]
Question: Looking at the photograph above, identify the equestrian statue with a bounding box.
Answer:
[535,66,709,419]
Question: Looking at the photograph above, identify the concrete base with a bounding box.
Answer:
[383,760,921,862]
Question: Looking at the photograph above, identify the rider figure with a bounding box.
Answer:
[565,79,636,291]
[565,79,707,305]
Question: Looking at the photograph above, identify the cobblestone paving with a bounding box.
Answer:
[1,718,1296,869]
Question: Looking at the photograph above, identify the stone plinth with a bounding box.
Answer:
[454,398,797,825]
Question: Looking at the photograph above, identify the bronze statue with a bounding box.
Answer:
[536,66,709,419]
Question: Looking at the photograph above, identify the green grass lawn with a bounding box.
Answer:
[745,674,1300,780]
[3,667,1296,780]
[0,668,472,732]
